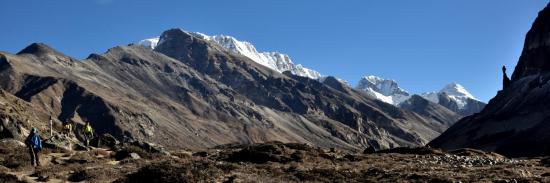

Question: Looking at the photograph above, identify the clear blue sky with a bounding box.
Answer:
[0,0,548,102]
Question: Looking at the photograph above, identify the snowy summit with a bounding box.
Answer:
[421,83,479,110]
[138,31,322,79]
[356,75,411,105]
[356,75,481,108]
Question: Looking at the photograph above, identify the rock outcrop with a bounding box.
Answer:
[429,3,550,157]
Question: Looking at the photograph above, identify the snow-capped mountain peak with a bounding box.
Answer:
[355,75,485,116]
[440,83,476,100]
[356,75,410,105]
[358,75,409,96]
[138,31,322,79]
[420,83,483,113]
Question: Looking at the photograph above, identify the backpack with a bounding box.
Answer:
[84,124,93,134]
[26,134,42,151]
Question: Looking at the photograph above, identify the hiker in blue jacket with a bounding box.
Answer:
[25,127,42,167]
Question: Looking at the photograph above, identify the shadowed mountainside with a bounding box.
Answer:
[430,3,550,157]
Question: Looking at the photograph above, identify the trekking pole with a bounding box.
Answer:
[49,115,53,137]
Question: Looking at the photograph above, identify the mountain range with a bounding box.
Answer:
[355,76,486,117]
[0,27,477,151]
[140,32,486,118]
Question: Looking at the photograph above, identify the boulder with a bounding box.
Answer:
[129,153,141,160]
[90,133,120,150]
[43,134,81,151]
[114,146,149,161]
[129,140,169,155]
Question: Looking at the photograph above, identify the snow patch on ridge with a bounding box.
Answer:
[138,38,159,49]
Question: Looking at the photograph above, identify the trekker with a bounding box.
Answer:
[82,122,94,146]
[63,120,73,136]
[25,127,42,167]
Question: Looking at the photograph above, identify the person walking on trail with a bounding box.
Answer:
[63,120,73,137]
[82,122,94,147]
[25,127,42,167]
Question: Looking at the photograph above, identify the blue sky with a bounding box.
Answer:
[0,0,548,102]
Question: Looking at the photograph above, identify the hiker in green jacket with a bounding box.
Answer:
[82,122,94,147]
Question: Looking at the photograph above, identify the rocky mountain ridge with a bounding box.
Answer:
[139,30,322,79]
[429,3,550,157]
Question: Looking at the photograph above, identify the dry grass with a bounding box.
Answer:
[114,159,225,183]
[0,145,31,170]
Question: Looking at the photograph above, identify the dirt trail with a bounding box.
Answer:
[6,152,76,183]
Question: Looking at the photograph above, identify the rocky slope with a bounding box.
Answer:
[0,89,52,141]
[429,3,550,157]
[0,29,456,151]
[399,95,461,128]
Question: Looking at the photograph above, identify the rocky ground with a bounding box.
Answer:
[1,140,550,183]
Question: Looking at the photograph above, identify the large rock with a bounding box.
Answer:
[43,134,83,151]
[88,133,120,150]
[130,140,169,155]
